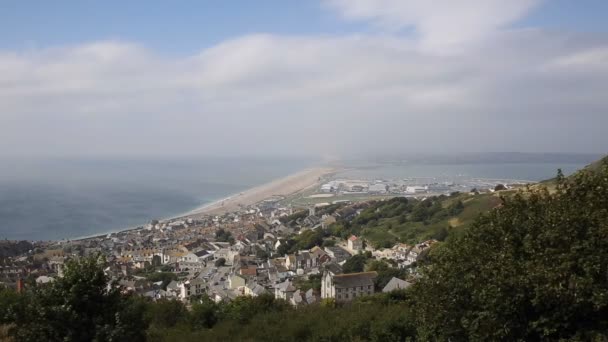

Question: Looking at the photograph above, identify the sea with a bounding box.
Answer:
[0,157,314,241]
[0,155,597,241]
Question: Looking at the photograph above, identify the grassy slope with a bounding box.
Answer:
[360,155,608,246]
[360,192,504,246]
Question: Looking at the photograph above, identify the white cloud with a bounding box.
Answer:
[325,0,543,51]
[0,2,607,157]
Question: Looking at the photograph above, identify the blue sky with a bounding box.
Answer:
[2,1,607,54]
[0,1,363,54]
[1,1,608,157]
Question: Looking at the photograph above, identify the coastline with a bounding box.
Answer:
[66,166,334,242]
[176,167,336,218]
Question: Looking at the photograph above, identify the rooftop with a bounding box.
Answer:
[333,271,377,288]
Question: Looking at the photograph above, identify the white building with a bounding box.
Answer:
[406,186,428,194]
[321,270,378,302]
[347,235,363,253]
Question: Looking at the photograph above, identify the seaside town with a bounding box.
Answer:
[0,170,526,307]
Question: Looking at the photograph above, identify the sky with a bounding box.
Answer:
[1,0,607,158]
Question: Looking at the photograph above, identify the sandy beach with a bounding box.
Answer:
[180,167,335,217]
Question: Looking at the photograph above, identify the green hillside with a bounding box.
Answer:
[326,192,504,248]
[351,155,608,247]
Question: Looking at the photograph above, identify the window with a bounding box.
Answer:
[353,293,356,298]
[345,294,349,299]
[337,294,341,299]
[368,285,372,289]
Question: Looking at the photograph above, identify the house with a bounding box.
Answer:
[347,235,363,253]
[214,248,238,265]
[290,288,320,306]
[303,215,321,228]
[321,270,377,302]
[321,215,336,229]
[404,240,437,266]
[382,277,412,293]
[324,246,352,263]
[310,246,331,265]
[368,183,388,194]
[285,254,296,271]
[228,274,246,290]
[274,280,297,301]
[179,279,206,300]
[286,252,316,271]
[244,282,268,297]
[239,265,258,277]
[406,186,427,194]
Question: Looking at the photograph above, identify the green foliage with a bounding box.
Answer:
[0,286,20,325]
[255,247,269,261]
[149,298,415,342]
[494,183,506,191]
[214,228,234,244]
[145,299,188,329]
[328,192,501,247]
[294,274,322,292]
[293,229,324,251]
[214,258,226,267]
[145,272,177,290]
[279,210,308,226]
[277,230,325,255]
[366,260,409,290]
[412,165,608,341]
[322,238,336,247]
[342,253,370,273]
[276,239,296,256]
[221,293,291,324]
[189,297,220,329]
[8,255,147,342]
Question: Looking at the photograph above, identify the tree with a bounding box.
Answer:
[215,229,234,244]
[0,285,20,325]
[255,247,269,261]
[276,239,296,256]
[146,272,177,290]
[151,255,162,267]
[294,229,324,251]
[9,255,147,341]
[145,299,187,329]
[342,254,369,273]
[448,200,464,216]
[190,297,220,329]
[413,164,608,341]
[494,183,506,191]
[214,258,226,267]
[322,239,336,247]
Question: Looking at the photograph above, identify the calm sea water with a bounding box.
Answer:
[0,157,592,241]
[0,157,314,240]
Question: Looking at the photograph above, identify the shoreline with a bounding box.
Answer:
[68,166,335,241]
[175,166,336,218]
